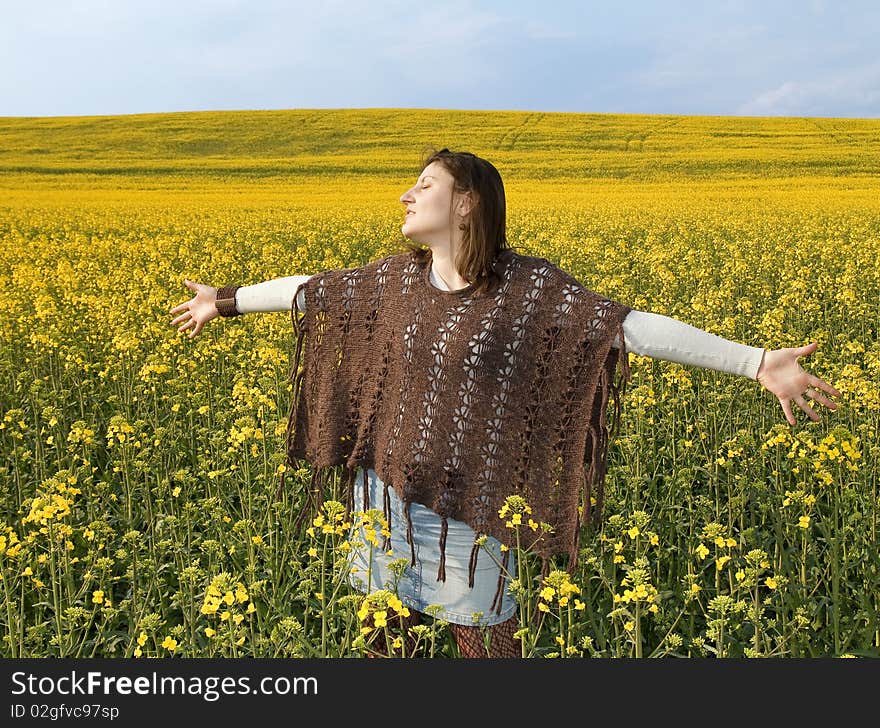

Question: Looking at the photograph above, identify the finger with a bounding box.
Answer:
[170,312,190,326]
[806,389,838,410]
[178,319,195,334]
[169,302,188,314]
[794,394,819,422]
[810,376,842,399]
[797,342,818,358]
[779,397,796,426]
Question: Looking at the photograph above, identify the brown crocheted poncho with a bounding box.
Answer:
[281,246,631,587]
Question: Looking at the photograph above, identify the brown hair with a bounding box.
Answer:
[400,147,513,296]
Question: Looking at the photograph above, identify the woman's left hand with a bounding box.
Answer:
[756,342,841,426]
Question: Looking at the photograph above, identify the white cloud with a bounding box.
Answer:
[738,63,880,116]
[521,20,577,41]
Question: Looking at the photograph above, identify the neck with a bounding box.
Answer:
[430,248,469,291]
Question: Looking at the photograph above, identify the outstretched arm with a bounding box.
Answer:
[169,275,310,339]
[616,309,765,378]
[235,275,311,314]
[617,310,840,425]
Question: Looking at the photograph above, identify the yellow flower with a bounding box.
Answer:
[373,610,388,628]
[735,570,745,582]
[765,577,778,589]
[623,621,635,632]
[696,543,710,560]
[133,647,142,657]
[538,602,550,613]
[574,599,585,611]
[716,555,731,571]
[627,527,640,539]
[690,583,702,595]
[137,631,148,647]
[161,636,177,651]
[649,533,659,546]
[92,590,104,604]
[307,547,318,558]
[388,595,407,614]
[540,586,556,601]
[798,515,811,529]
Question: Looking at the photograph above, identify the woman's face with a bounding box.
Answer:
[399,161,461,244]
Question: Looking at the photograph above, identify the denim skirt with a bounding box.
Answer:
[345,467,518,627]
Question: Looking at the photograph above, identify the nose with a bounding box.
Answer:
[400,185,415,205]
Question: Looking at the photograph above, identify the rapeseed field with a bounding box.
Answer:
[0,109,877,657]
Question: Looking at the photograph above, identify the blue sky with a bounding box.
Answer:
[2,0,878,118]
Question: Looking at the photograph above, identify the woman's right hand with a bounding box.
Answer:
[169,278,219,339]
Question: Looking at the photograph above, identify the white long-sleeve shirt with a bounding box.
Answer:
[233,269,766,379]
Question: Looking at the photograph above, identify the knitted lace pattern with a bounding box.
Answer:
[281,247,631,605]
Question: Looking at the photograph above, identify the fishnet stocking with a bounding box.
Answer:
[449,615,521,658]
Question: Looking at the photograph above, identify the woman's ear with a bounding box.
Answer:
[456,190,475,217]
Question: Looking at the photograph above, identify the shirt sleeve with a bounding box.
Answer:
[234,275,311,314]
[613,309,765,380]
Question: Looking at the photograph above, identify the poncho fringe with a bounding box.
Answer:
[275,248,631,605]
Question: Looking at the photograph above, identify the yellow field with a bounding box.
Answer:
[0,109,877,657]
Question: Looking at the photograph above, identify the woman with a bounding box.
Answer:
[169,148,840,658]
